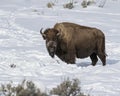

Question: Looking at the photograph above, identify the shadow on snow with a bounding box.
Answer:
[76,59,119,67]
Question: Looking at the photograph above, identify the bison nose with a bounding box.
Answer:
[48,48,55,58]
[50,52,55,58]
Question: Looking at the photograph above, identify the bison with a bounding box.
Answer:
[40,22,106,66]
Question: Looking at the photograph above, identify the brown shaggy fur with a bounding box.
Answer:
[41,22,106,66]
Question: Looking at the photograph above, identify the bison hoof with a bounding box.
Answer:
[91,63,96,66]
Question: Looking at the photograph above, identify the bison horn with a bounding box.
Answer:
[40,28,43,34]
[40,28,46,39]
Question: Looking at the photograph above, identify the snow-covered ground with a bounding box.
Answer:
[0,0,120,96]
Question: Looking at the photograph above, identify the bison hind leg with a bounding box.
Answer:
[90,53,98,66]
[98,53,106,66]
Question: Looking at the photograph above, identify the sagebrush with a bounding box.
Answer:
[0,80,48,96]
[50,79,87,96]
[63,2,74,9]
[81,0,87,8]
[0,79,89,96]
[47,2,55,8]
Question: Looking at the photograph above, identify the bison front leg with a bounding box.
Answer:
[65,53,75,64]
[56,46,76,64]
[64,49,76,64]
[56,52,75,64]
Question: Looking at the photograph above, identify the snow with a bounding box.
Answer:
[0,0,120,96]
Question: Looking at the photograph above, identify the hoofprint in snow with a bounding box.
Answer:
[0,0,120,96]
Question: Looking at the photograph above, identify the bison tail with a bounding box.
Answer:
[97,35,107,65]
[97,35,106,56]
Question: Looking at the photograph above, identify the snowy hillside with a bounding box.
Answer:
[0,0,120,96]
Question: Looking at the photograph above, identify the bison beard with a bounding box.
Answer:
[40,22,106,66]
[46,41,57,58]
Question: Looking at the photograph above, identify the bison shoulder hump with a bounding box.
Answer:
[54,23,72,42]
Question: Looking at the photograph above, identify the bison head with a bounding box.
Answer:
[40,28,60,58]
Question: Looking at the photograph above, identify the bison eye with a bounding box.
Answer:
[46,38,51,42]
